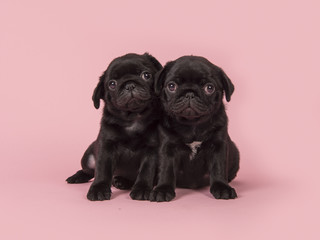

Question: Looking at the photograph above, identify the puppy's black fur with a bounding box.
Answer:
[150,56,239,202]
[66,53,162,201]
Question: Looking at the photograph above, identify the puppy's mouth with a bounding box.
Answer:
[126,97,146,111]
[173,107,205,123]
[179,107,201,120]
[116,95,150,113]
[171,98,210,123]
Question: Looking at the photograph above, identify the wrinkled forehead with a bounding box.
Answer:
[109,60,144,79]
[168,59,219,84]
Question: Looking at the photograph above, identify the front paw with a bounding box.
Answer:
[130,187,151,201]
[87,183,111,201]
[149,186,176,202]
[210,181,237,199]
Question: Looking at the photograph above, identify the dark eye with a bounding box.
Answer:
[108,80,117,90]
[204,84,215,95]
[167,82,177,92]
[141,71,152,80]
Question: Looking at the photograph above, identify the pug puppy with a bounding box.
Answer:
[150,56,239,202]
[66,53,162,201]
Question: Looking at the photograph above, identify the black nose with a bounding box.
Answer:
[125,82,136,91]
[185,92,195,99]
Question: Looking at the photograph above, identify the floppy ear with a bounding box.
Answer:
[154,61,175,96]
[219,68,234,102]
[143,52,163,71]
[92,72,106,109]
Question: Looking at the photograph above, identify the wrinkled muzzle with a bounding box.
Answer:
[115,81,151,112]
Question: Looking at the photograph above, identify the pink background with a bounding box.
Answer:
[1,0,319,239]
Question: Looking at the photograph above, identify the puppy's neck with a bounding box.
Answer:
[104,103,153,122]
[102,103,159,134]
[125,121,143,134]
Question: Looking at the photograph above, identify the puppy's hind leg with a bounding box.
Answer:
[66,142,95,184]
[66,170,93,183]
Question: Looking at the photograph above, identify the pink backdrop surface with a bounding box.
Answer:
[1,0,319,239]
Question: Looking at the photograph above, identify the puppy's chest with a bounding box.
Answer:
[124,121,144,135]
[186,141,203,160]
[121,121,156,149]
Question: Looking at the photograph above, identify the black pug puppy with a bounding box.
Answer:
[66,53,162,201]
[150,56,239,202]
